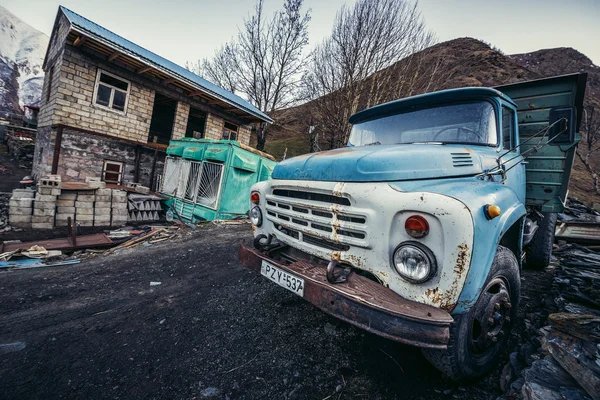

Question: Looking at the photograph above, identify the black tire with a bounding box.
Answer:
[422,246,520,382]
[525,213,557,270]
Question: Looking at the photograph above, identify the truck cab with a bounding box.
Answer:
[239,73,587,380]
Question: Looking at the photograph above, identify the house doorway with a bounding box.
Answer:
[185,107,207,138]
[148,93,177,144]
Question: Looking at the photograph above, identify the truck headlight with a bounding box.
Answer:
[250,206,263,227]
[393,242,437,283]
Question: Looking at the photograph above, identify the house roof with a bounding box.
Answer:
[57,6,272,124]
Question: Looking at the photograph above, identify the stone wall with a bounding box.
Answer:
[32,126,54,178]
[49,128,164,188]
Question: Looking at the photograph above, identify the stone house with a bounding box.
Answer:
[33,6,272,189]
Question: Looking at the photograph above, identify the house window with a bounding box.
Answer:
[93,70,130,113]
[46,66,54,102]
[502,106,515,151]
[222,121,238,141]
[102,160,124,184]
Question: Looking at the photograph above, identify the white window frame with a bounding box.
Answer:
[92,69,131,115]
[102,160,124,184]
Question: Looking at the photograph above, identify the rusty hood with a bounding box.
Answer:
[272,144,496,182]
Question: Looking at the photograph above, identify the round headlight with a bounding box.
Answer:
[393,242,436,283]
[249,206,263,227]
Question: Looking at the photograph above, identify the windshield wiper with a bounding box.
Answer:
[364,141,381,146]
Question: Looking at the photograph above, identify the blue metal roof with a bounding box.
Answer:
[349,87,514,124]
[59,6,272,123]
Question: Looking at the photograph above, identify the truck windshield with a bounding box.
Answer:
[348,101,498,147]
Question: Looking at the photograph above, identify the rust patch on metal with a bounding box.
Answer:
[425,243,470,312]
[332,182,345,197]
[454,243,469,276]
[331,250,341,261]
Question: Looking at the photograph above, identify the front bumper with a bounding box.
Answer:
[239,242,453,349]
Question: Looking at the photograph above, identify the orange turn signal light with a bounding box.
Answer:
[484,204,501,220]
[405,215,429,238]
[250,192,260,204]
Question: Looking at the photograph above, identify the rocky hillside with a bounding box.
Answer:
[0,6,49,117]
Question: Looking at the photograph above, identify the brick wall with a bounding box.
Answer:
[205,113,224,140]
[171,102,190,140]
[238,125,252,145]
[51,49,155,143]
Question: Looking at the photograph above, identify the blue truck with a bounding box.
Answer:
[239,73,587,380]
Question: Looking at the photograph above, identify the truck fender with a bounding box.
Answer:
[452,193,526,315]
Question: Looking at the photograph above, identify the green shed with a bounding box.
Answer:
[160,138,277,222]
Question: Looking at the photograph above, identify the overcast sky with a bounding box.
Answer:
[2,0,599,66]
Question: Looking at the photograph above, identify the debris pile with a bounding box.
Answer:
[501,244,600,400]
[4,126,36,160]
[1,223,189,270]
[556,198,600,247]
[559,198,600,222]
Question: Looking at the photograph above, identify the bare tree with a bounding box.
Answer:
[198,0,311,151]
[301,0,435,149]
[576,104,600,194]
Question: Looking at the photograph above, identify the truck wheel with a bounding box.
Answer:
[525,213,557,269]
[422,246,520,381]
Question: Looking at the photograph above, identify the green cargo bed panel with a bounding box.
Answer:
[496,73,587,212]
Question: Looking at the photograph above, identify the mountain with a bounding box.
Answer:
[0,6,49,117]
[510,47,600,106]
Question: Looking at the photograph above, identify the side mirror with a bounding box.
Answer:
[548,106,576,145]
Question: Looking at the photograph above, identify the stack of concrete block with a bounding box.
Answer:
[8,189,35,228]
[55,191,77,227]
[75,190,95,227]
[32,175,61,229]
[94,188,112,227]
[111,190,128,227]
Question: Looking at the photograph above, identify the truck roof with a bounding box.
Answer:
[349,87,516,124]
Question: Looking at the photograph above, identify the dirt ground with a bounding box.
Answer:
[0,224,551,400]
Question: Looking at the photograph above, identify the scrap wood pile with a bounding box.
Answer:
[0,245,80,269]
[0,224,188,269]
[501,243,600,400]
[102,225,182,255]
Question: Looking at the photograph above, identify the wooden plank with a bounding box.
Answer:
[108,51,120,61]
[137,66,153,74]
[73,35,86,47]
[1,234,114,252]
[162,78,176,85]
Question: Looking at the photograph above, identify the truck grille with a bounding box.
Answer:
[266,190,368,252]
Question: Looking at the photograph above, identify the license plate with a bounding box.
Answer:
[260,261,305,297]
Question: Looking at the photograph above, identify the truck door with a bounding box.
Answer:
[496,73,587,213]
[499,104,526,202]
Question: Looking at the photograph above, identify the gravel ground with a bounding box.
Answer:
[0,224,550,399]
